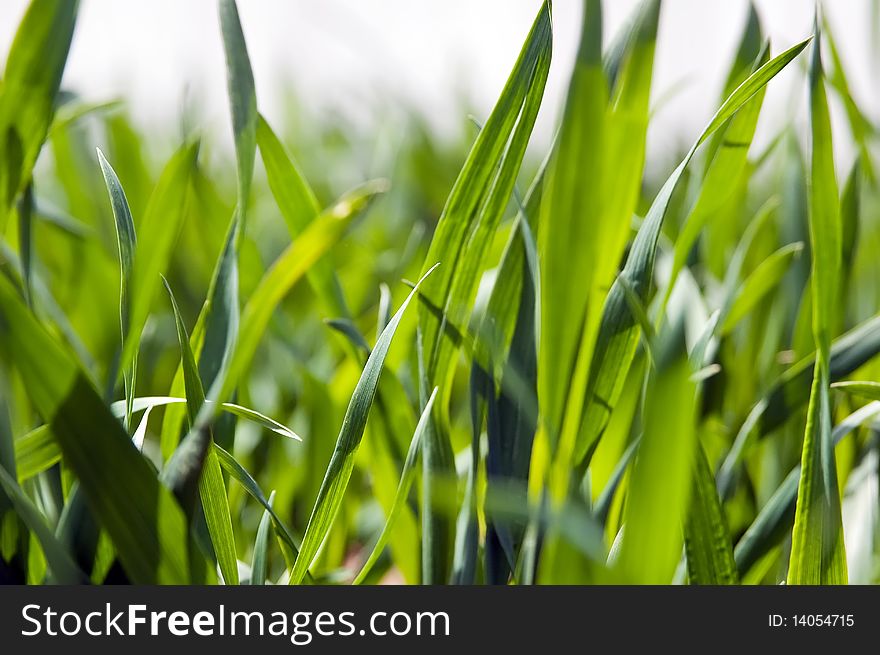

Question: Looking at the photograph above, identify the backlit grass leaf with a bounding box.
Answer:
[162,277,238,585]
[97,149,138,431]
[788,21,847,585]
[290,264,438,585]
[734,402,880,578]
[0,0,79,232]
[353,388,437,585]
[577,36,811,467]
[418,1,551,407]
[615,321,697,584]
[250,490,275,585]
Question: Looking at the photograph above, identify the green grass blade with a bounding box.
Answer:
[667,40,769,307]
[734,401,880,577]
[250,490,274,585]
[353,388,437,585]
[577,36,811,467]
[615,322,697,584]
[788,22,847,585]
[538,0,604,449]
[719,314,880,495]
[418,1,551,405]
[163,277,238,585]
[719,242,804,335]
[0,274,193,583]
[0,0,79,232]
[219,0,257,212]
[213,444,301,568]
[119,143,199,372]
[97,149,137,432]
[257,114,349,318]
[684,445,738,584]
[209,182,386,414]
[289,264,439,585]
[0,465,85,583]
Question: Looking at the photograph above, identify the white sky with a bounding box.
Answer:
[0,1,876,166]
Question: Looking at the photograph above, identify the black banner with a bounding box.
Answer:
[0,586,874,652]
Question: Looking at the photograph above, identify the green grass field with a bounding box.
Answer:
[1,0,879,585]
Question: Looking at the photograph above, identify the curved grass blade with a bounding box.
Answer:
[97,149,137,432]
[665,19,769,307]
[353,388,437,585]
[417,1,551,409]
[163,277,238,585]
[788,22,847,585]
[213,444,301,568]
[119,143,199,373]
[0,0,79,233]
[578,36,813,468]
[289,264,439,585]
[0,274,193,583]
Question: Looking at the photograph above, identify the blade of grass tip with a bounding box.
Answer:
[289,264,439,585]
[538,0,605,456]
[250,490,275,585]
[353,388,437,585]
[119,142,199,373]
[576,36,811,469]
[131,405,152,451]
[684,444,738,584]
[219,0,257,217]
[544,0,660,495]
[0,274,193,583]
[418,0,550,412]
[377,284,392,338]
[0,0,79,233]
[15,394,301,482]
[162,276,239,585]
[191,0,258,451]
[734,401,880,577]
[664,15,769,310]
[97,148,137,433]
[788,18,847,585]
[0,466,85,583]
[718,313,880,496]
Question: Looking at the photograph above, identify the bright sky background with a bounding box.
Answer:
[0,1,876,167]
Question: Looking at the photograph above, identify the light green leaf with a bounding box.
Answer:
[788,22,847,585]
[290,264,439,584]
[353,387,437,585]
